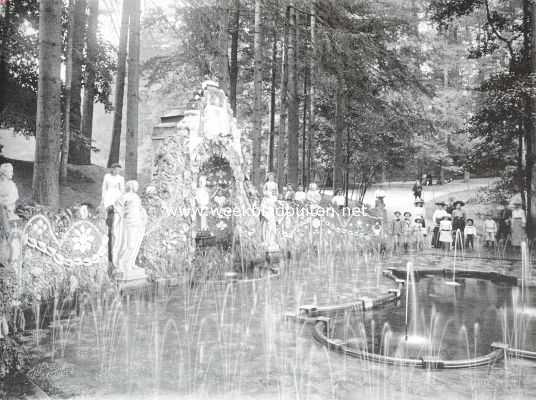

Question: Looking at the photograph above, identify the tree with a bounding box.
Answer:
[67,0,87,164]
[430,0,536,234]
[276,3,289,189]
[33,0,62,207]
[251,0,263,186]
[125,0,140,180]
[286,1,299,187]
[0,0,39,135]
[229,0,240,115]
[107,0,130,168]
[333,74,345,190]
[60,0,76,182]
[78,0,99,165]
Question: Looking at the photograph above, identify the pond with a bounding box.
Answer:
[14,251,536,400]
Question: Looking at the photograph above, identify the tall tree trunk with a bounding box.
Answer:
[287,1,299,187]
[229,0,240,115]
[216,0,230,92]
[268,24,278,173]
[529,0,536,236]
[107,0,129,168]
[60,0,75,182]
[79,0,99,165]
[333,75,345,190]
[33,0,62,208]
[251,0,263,187]
[125,0,140,180]
[307,2,316,185]
[67,0,87,164]
[0,0,11,116]
[301,11,310,187]
[276,4,289,189]
[302,61,309,187]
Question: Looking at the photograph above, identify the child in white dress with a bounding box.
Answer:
[439,215,453,251]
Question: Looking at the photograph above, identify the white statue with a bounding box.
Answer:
[0,163,19,221]
[195,175,211,232]
[260,172,279,252]
[112,180,147,281]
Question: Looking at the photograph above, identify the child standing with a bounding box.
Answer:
[391,211,404,252]
[402,212,412,251]
[464,218,476,250]
[439,215,453,251]
[484,214,497,248]
[413,217,426,250]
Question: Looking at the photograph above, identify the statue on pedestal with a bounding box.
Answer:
[112,180,147,281]
[260,172,279,252]
[0,163,19,266]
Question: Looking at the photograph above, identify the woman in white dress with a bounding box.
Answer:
[102,164,125,209]
[510,200,526,247]
[306,183,321,206]
[102,163,125,262]
[260,173,279,250]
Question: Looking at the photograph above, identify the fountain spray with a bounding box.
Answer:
[405,262,412,341]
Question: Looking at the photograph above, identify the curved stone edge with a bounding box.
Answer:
[311,319,506,370]
[285,270,402,323]
[387,267,519,286]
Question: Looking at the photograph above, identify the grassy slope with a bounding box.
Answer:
[1,157,105,209]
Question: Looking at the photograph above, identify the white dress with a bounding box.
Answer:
[307,190,321,205]
[102,174,125,209]
[294,191,306,203]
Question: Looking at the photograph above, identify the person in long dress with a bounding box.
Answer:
[331,189,345,211]
[510,201,526,248]
[260,173,279,251]
[307,183,321,206]
[102,163,125,263]
[294,185,307,204]
[112,180,147,280]
[431,202,448,248]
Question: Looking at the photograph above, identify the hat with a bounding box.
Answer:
[394,211,401,216]
[435,201,446,206]
[111,163,122,169]
[466,218,474,224]
[414,199,424,205]
[404,211,412,217]
[453,200,465,207]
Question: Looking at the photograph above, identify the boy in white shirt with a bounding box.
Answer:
[464,218,476,250]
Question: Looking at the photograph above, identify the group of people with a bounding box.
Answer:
[430,197,527,251]
[281,182,322,206]
[376,199,428,252]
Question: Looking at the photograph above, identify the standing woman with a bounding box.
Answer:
[431,202,447,248]
[101,163,125,263]
[510,200,526,248]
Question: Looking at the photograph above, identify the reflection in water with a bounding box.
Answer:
[16,254,536,399]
